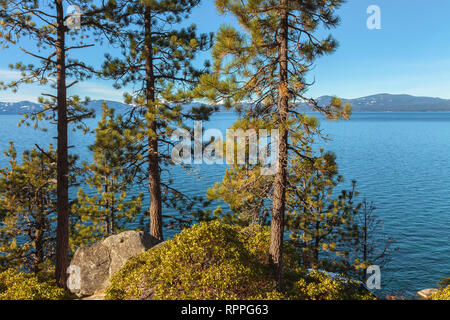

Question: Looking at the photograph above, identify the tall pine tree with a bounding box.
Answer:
[197,0,350,289]
[72,103,143,248]
[102,0,214,241]
[0,0,120,287]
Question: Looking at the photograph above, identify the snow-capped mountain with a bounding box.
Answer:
[301,94,450,112]
[0,100,131,115]
[0,101,42,114]
[2,94,450,114]
[0,100,218,115]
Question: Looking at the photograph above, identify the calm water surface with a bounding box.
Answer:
[0,112,449,297]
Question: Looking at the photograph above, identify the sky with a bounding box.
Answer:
[0,0,449,102]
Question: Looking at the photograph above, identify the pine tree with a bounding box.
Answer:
[0,0,122,287]
[0,142,77,274]
[207,132,361,272]
[286,156,360,270]
[71,103,143,248]
[197,0,350,289]
[206,118,277,226]
[102,0,214,241]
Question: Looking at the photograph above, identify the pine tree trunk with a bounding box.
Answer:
[110,179,116,235]
[55,0,69,289]
[312,220,321,267]
[33,158,45,274]
[105,181,111,235]
[314,239,320,267]
[269,0,289,291]
[144,6,163,241]
[34,210,44,274]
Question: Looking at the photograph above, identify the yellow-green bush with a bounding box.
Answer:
[431,278,450,300]
[285,270,375,300]
[105,221,374,300]
[0,269,69,300]
[106,221,278,300]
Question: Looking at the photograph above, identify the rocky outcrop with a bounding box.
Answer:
[68,231,161,297]
[417,288,438,300]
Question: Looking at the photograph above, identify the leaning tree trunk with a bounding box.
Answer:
[33,158,45,274]
[144,6,163,241]
[269,0,289,291]
[105,181,111,236]
[33,214,44,274]
[55,0,69,289]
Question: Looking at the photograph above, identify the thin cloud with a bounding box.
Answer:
[73,81,126,102]
[0,93,39,103]
[0,69,22,80]
[0,72,127,102]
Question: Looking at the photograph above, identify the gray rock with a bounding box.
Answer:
[69,231,161,297]
[81,293,105,301]
[417,288,438,300]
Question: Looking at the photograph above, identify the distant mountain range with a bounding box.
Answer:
[1,94,450,114]
[0,101,42,114]
[0,100,131,115]
[306,94,450,112]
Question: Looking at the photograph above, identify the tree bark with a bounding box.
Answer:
[144,6,163,241]
[55,0,69,289]
[312,220,321,267]
[33,157,45,274]
[269,0,289,291]
[105,181,111,236]
[110,178,116,235]
[34,210,44,274]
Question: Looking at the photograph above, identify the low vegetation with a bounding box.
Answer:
[431,278,450,300]
[0,269,69,300]
[105,221,374,300]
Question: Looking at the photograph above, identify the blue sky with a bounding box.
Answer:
[0,0,449,102]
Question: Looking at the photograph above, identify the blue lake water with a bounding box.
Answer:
[0,112,449,298]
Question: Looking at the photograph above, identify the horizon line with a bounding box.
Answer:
[1,92,450,105]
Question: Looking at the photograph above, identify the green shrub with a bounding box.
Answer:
[106,221,278,300]
[431,278,450,300]
[284,270,375,300]
[105,221,374,300]
[0,269,69,300]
